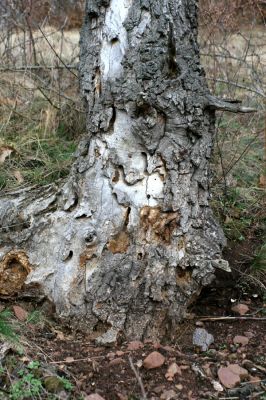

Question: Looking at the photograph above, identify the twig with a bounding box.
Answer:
[206,78,266,98]
[252,392,266,399]
[198,316,266,321]
[219,397,239,400]
[128,356,147,400]
[213,128,263,186]
[37,25,78,79]
[0,65,77,72]
[50,356,105,364]
[37,86,60,110]
[207,94,258,113]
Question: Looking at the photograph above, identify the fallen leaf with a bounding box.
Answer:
[258,174,266,188]
[13,305,28,321]
[0,145,15,164]
[212,380,224,392]
[13,170,24,184]
[55,330,65,340]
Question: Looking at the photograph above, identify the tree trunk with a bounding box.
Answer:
[0,0,229,344]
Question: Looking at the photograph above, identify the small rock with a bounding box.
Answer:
[218,367,241,389]
[143,351,165,370]
[231,303,249,315]
[109,358,125,367]
[116,350,125,356]
[175,384,183,391]
[127,341,144,351]
[233,335,249,346]
[153,385,165,394]
[85,394,106,400]
[160,389,177,400]
[228,364,248,378]
[212,380,224,392]
[136,359,143,368]
[165,363,182,381]
[192,328,214,352]
[13,305,28,321]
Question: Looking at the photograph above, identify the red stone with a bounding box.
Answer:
[143,351,165,370]
[218,367,241,389]
[233,335,249,346]
[127,340,144,351]
[231,303,249,315]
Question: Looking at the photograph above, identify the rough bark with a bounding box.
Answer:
[0,0,230,343]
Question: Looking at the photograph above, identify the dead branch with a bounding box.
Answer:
[198,316,266,321]
[0,65,78,72]
[206,94,258,113]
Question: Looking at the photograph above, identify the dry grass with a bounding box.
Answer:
[0,26,84,190]
[0,28,80,67]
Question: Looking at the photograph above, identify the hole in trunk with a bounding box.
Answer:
[110,37,119,45]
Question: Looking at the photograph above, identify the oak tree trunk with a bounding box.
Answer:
[0,0,229,344]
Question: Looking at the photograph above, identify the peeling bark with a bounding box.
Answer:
[0,0,229,343]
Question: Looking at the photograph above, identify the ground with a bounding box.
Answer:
[0,237,265,400]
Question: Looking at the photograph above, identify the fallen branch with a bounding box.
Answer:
[50,356,105,364]
[0,65,77,72]
[198,316,266,321]
[206,94,257,113]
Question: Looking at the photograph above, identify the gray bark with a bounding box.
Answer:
[0,0,229,343]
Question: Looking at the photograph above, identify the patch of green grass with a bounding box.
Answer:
[0,83,83,190]
[0,309,18,341]
[252,243,266,272]
[26,310,43,325]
